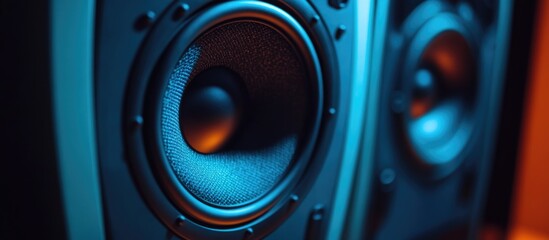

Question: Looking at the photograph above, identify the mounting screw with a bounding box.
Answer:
[310,15,320,25]
[311,207,323,221]
[134,11,156,30]
[243,228,254,240]
[306,204,325,239]
[175,215,185,227]
[173,3,190,20]
[289,194,299,206]
[329,0,349,9]
[335,25,346,40]
[131,115,144,129]
[379,168,396,192]
[458,2,474,22]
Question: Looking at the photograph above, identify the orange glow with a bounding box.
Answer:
[410,98,432,118]
[423,32,474,89]
[510,1,549,239]
[481,224,505,240]
[183,117,236,154]
[432,47,457,80]
[510,227,549,240]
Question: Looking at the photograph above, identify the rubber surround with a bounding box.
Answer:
[123,1,339,239]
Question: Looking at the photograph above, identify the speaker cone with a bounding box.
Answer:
[401,10,479,178]
[160,20,316,208]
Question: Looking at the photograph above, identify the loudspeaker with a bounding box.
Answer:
[94,0,361,239]
[346,0,513,239]
[2,0,365,239]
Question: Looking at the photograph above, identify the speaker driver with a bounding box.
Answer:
[160,20,315,208]
[125,1,326,232]
[400,4,480,178]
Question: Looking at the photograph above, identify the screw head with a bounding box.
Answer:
[310,15,320,25]
[329,0,349,9]
[289,194,299,205]
[243,228,254,239]
[173,3,190,20]
[311,204,324,221]
[131,115,144,129]
[175,216,185,226]
[379,168,396,192]
[335,25,347,40]
[134,11,156,30]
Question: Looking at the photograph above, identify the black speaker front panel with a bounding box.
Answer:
[347,0,513,239]
[95,0,356,239]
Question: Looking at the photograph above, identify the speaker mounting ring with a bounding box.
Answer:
[123,1,340,239]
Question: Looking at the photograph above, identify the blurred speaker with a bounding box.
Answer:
[95,0,360,239]
[346,0,513,239]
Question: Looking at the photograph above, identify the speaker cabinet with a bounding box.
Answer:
[95,0,359,239]
[346,0,513,238]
